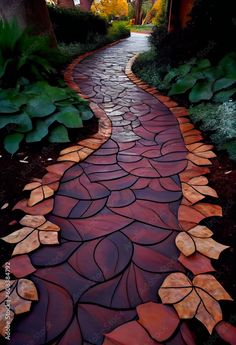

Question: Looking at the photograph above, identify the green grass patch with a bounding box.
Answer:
[130,24,154,33]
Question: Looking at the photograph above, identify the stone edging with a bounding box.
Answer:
[124,54,235,342]
[0,40,129,336]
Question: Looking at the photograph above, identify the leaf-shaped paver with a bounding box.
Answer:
[137,302,179,342]
[0,278,38,337]
[58,145,94,163]
[159,273,233,333]
[103,302,196,344]
[186,143,216,159]
[182,175,218,204]
[1,215,60,255]
[23,181,54,207]
[175,225,229,259]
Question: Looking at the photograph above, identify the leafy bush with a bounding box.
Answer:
[106,21,130,42]
[59,21,130,60]
[132,49,167,90]
[48,5,108,44]
[0,20,62,88]
[0,81,93,154]
[167,53,236,103]
[189,101,236,160]
[134,52,236,103]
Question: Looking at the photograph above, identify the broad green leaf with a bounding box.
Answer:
[0,113,32,132]
[163,68,180,84]
[189,80,214,103]
[26,120,50,143]
[56,107,83,128]
[24,81,49,94]
[48,125,70,143]
[169,75,197,95]
[26,95,56,117]
[177,64,192,76]
[54,99,74,107]
[203,66,224,81]
[213,78,236,92]
[219,54,236,78]
[15,113,32,133]
[4,133,24,154]
[213,88,236,103]
[80,108,94,121]
[196,59,211,69]
[0,100,19,113]
[45,85,69,103]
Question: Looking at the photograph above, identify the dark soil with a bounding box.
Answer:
[172,93,236,343]
[188,151,236,344]
[0,116,98,273]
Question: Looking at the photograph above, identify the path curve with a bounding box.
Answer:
[9,34,193,345]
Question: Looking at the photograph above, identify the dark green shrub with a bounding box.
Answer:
[167,53,236,103]
[59,21,130,61]
[189,101,236,160]
[48,5,108,44]
[0,20,63,88]
[107,21,130,42]
[0,81,93,154]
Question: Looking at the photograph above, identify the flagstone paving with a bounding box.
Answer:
[4,34,234,345]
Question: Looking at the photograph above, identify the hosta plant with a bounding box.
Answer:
[0,81,94,154]
[166,53,236,103]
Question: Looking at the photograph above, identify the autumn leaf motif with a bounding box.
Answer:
[159,273,233,333]
[0,278,38,337]
[186,143,216,159]
[57,145,94,163]
[182,176,218,204]
[1,215,60,255]
[23,181,54,207]
[175,225,229,259]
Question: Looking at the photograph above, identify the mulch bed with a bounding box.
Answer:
[0,117,98,274]
[188,151,236,344]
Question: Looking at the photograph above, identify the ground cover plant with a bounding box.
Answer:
[0,81,93,154]
[0,19,94,155]
[132,0,236,161]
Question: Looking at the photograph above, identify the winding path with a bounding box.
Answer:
[9,34,194,344]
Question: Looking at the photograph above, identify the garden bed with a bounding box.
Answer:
[0,116,98,270]
[132,58,236,343]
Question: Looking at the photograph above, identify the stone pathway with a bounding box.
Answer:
[5,34,234,345]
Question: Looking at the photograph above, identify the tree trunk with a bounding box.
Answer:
[80,0,93,11]
[134,0,143,24]
[57,0,75,8]
[0,0,57,45]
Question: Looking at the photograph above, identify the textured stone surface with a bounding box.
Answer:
[6,34,200,344]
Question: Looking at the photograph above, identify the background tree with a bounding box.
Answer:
[143,0,167,24]
[80,0,94,11]
[92,0,128,19]
[134,0,143,24]
[57,0,75,8]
